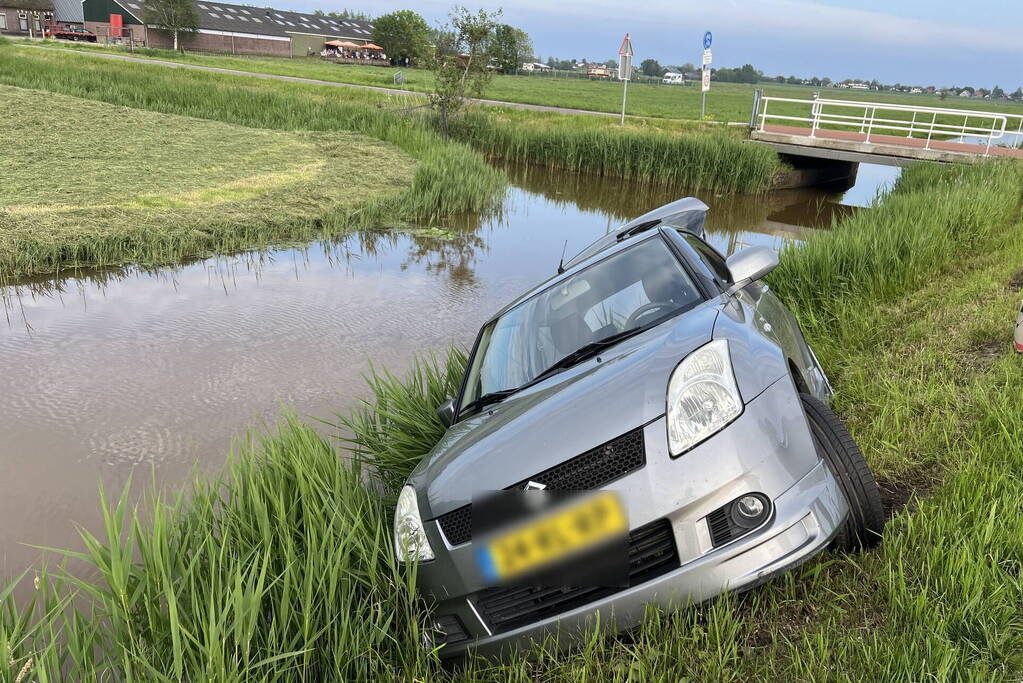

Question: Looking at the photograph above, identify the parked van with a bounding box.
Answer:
[662,72,685,85]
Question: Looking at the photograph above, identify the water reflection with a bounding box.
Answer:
[0,162,897,581]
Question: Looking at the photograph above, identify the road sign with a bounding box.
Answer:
[618,33,633,57]
[703,31,712,49]
[617,33,633,81]
[618,33,633,124]
[702,49,712,66]
[702,69,711,92]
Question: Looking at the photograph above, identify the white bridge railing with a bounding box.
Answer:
[757,96,1023,156]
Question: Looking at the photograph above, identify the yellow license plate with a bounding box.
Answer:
[478,492,626,581]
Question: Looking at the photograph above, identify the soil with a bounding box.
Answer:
[1007,270,1023,292]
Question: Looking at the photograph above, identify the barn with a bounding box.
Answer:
[82,0,376,57]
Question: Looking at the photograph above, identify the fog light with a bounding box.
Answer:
[729,493,770,529]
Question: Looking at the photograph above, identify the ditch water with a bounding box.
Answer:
[0,161,900,581]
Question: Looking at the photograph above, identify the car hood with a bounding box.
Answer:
[409,303,720,519]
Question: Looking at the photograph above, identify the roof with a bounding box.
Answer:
[140,0,376,40]
[3,0,54,11]
[52,0,82,22]
[492,197,710,319]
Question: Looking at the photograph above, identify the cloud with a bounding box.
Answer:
[480,0,1019,54]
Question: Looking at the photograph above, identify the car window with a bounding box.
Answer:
[683,234,733,285]
[460,237,703,408]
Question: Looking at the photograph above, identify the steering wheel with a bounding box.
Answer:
[625,301,675,329]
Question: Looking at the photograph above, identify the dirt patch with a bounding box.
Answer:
[876,471,933,519]
[961,340,1006,374]
[1007,270,1023,292]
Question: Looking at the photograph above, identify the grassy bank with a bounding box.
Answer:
[20,41,1023,124]
[0,46,505,280]
[0,85,417,281]
[5,160,1023,680]
[0,46,778,206]
[448,109,780,193]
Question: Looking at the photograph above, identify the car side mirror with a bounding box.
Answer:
[436,398,456,428]
[725,246,779,293]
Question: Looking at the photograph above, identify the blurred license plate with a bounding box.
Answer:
[479,492,626,581]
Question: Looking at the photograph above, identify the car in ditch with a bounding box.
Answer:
[394,197,886,658]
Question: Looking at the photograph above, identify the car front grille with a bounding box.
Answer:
[473,517,680,634]
[435,427,647,546]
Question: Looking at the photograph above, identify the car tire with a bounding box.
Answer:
[800,393,885,551]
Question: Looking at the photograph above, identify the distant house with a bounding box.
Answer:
[959,90,972,97]
[82,0,377,56]
[521,62,551,72]
[0,0,53,36]
[848,82,869,90]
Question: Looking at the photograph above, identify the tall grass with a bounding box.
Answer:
[448,110,780,193]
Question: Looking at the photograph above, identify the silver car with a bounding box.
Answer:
[394,198,885,659]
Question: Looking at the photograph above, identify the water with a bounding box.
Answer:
[0,162,897,580]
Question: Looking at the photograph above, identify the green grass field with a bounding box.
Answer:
[20,40,1023,125]
[0,85,416,280]
[4,160,1023,680]
[0,46,778,203]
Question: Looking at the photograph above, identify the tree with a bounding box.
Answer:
[640,59,664,77]
[318,8,373,21]
[144,0,198,50]
[1011,87,1023,101]
[603,59,617,69]
[488,23,532,73]
[373,10,430,65]
[992,85,1005,99]
[430,6,501,132]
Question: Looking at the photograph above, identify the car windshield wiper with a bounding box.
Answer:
[458,323,659,419]
[524,325,651,389]
[458,388,520,418]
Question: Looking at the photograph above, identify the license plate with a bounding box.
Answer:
[477,491,626,581]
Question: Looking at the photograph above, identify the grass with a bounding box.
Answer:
[18,40,1023,124]
[0,46,506,281]
[0,85,415,281]
[5,159,1022,680]
[448,108,780,193]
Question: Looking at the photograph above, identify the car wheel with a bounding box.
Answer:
[800,393,885,551]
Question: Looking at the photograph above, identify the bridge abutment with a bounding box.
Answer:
[772,154,859,190]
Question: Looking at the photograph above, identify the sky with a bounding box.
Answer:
[274,0,1022,89]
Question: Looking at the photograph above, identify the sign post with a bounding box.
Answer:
[618,33,633,125]
[701,31,712,119]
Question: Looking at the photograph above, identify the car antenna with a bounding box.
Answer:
[556,240,568,274]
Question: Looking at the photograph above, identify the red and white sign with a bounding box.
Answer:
[701,69,711,92]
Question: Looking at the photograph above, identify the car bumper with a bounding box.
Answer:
[420,377,849,659]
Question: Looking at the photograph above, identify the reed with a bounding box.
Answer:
[447,110,780,193]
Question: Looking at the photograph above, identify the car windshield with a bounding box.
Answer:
[460,236,703,412]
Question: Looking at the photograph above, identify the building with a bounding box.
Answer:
[52,0,82,25]
[1,0,53,36]
[82,0,376,56]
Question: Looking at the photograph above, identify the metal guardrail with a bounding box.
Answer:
[757,96,1021,155]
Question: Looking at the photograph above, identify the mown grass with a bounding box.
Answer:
[5,159,1022,680]
[0,47,506,281]
[22,40,1023,124]
[0,85,417,281]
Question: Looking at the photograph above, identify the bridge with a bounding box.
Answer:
[749,95,1023,171]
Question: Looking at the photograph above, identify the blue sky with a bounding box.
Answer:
[277,0,1022,89]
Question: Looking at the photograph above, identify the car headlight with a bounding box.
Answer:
[394,485,435,562]
[667,339,743,455]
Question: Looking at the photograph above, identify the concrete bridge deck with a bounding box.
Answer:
[751,124,1023,167]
